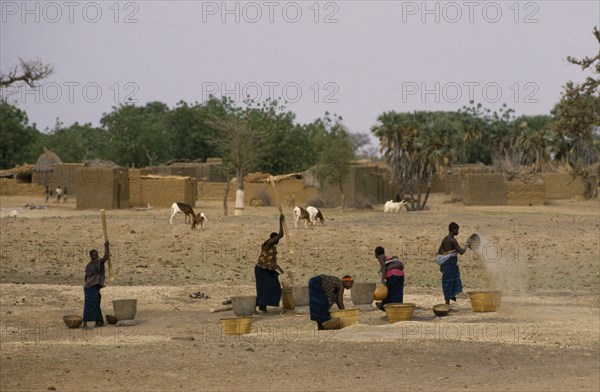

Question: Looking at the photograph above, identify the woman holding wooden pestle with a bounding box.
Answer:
[255,214,286,313]
[82,241,110,328]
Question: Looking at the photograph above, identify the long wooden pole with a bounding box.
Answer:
[100,209,114,281]
[269,176,293,255]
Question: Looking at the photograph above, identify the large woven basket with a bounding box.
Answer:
[467,291,502,312]
[383,303,416,323]
[329,308,359,328]
[220,316,253,335]
[281,289,295,310]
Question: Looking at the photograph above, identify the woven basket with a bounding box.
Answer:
[281,289,295,310]
[63,315,83,329]
[329,308,359,328]
[383,303,416,323]
[467,291,502,312]
[220,316,253,335]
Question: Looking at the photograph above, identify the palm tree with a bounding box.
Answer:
[373,111,463,211]
[514,115,555,172]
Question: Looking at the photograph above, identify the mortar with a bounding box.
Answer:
[231,295,257,316]
[291,285,309,306]
[350,282,376,305]
[112,299,137,320]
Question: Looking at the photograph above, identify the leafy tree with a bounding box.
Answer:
[169,98,232,162]
[101,102,173,166]
[312,114,355,209]
[35,120,109,163]
[0,101,42,168]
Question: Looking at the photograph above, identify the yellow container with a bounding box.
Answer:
[373,284,388,301]
[220,316,253,335]
[383,303,416,323]
[329,308,359,328]
[281,289,295,310]
[467,291,502,312]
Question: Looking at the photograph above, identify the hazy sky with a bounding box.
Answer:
[1,0,598,143]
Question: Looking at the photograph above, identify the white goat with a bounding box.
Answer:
[170,202,195,224]
[293,206,311,229]
[191,212,207,231]
[170,202,207,230]
[306,206,324,225]
[384,200,407,212]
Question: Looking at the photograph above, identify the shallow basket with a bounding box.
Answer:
[432,304,451,317]
[329,308,359,328]
[220,316,253,335]
[383,303,416,323]
[63,315,83,329]
[281,289,295,310]
[467,291,502,312]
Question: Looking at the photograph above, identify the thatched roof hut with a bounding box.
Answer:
[34,149,62,172]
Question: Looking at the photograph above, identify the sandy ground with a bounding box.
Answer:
[0,194,599,391]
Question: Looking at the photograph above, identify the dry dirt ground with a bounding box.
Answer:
[0,194,598,391]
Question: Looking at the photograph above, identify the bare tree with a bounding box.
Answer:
[0,58,54,88]
[210,115,263,215]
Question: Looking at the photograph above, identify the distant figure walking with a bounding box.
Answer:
[44,187,50,202]
[55,186,62,202]
[63,187,69,203]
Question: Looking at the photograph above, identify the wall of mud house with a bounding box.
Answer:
[76,168,130,210]
[541,173,586,200]
[130,174,197,208]
[0,179,45,196]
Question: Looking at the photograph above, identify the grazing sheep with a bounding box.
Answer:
[384,200,407,212]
